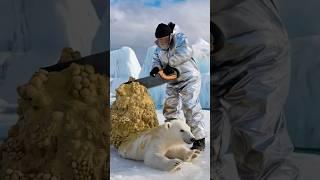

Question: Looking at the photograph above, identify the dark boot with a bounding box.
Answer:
[191,138,205,151]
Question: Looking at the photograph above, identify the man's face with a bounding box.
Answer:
[157,35,170,50]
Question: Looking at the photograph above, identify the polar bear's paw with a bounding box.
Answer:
[168,159,183,172]
[184,149,201,162]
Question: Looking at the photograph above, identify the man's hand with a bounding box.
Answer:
[150,67,160,77]
[163,65,175,75]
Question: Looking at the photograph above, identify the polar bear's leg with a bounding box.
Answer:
[144,152,183,172]
[165,146,201,162]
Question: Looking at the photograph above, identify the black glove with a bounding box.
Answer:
[150,67,160,77]
[163,65,175,75]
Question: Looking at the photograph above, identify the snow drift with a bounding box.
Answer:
[110,47,141,104]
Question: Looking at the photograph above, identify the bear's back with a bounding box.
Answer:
[118,128,156,160]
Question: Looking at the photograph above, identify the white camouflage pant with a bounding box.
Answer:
[163,75,206,140]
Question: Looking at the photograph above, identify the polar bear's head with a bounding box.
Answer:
[163,120,195,144]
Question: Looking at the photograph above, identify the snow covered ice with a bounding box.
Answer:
[110,47,141,79]
[192,38,210,109]
[110,47,141,104]
[192,38,210,74]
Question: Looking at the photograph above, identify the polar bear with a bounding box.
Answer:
[118,119,201,171]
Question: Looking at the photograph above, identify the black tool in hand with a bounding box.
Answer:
[125,67,179,88]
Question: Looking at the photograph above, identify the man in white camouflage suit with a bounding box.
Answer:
[150,22,206,151]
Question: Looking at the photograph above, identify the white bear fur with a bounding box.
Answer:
[118,120,200,171]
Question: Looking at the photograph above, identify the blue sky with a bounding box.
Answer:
[110,0,210,62]
[111,0,186,7]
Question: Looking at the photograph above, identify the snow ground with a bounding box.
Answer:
[110,109,320,180]
[110,110,211,180]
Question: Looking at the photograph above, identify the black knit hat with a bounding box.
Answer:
[155,22,175,38]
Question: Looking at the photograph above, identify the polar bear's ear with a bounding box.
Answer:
[164,122,172,129]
